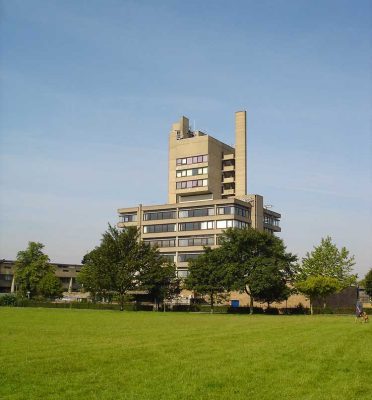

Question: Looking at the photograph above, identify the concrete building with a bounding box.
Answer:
[0,259,82,294]
[118,111,281,278]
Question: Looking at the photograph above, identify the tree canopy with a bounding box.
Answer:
[186,247,228,312]
[14,242,62,299]
[218,228,297,313]
[295,236,356,314]
[364,268,372,297]
[78,225,176,310]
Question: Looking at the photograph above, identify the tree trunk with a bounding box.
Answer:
[310,298,313,315]
[210,292,214,314]
[245,285,254,314]
[119,293,124,311]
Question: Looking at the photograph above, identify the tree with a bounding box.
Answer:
[295,276,341,314]
[78,225,166,311]
[364,268,372,298]
[186,247,229,313]
[219,228,297,314]
[14,242,62,299]
[140,260,180,311]
[295,236,356,314]
[249,262,291,309]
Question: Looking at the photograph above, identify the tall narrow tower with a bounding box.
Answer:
[235,111,247,196]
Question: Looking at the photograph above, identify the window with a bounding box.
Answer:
[143,210,176,221]
[178,207,214,218]
[161,254,176,262]
[119,213,137,223]
[264,215,280,227]
[178,253,203,262]
[177,269,189,278]
[176,154,208,166]
[216,220,248,229]
[0,274,13,281]
[176,179,208,189]
[143,224,176,233]
[217,205,250,218]
[178,221,214,231]
[178,236,214,247]
[176,167,208,178]
[144,238,176,248]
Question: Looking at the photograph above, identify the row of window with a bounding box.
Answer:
[144,210,176,221]
[143,220,250,233]
[0,274,13,281]
[178,253,203,262]
[264,215,280,226]
[217,205,250,218]
[176,154,208,166]
[143,224,176,233]
[216,220,249,229]
[178,236,214,247]
[144,236,215,248]
[145,239,176,247]
[179,221,214,231]
[119,214,137,223]
[121,205,251,223]
[179,208,214,218]
[176,179,208,190]
[176,167,208,178]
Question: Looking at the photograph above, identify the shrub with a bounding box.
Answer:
[0,294,18,306]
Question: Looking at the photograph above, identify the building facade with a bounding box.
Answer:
[0,259,82,294]
[118,111,281,277]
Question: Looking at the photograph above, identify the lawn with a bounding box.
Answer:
[0,308,371,400]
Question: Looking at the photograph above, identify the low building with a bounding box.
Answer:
[0,259,82,293]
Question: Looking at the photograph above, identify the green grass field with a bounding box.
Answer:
[1,308,371,400]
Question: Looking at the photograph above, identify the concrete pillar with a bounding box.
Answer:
[235,111,247,196]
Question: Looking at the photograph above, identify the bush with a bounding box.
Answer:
[227,306,264,314]
[264,308,279,315]
[0,294,18,306]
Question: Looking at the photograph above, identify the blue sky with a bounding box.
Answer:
[0,0,371,276]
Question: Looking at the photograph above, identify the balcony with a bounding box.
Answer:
[222,176,235,184]
[222,153,234,161]
[222,188,235,196]
[222,164,235,172]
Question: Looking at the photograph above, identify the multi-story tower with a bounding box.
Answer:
[118,111,280,277]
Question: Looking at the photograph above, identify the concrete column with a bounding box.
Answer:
[235,111,247,196]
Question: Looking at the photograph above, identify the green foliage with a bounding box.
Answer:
[140,260,180,310]
[295,237,356,313]
[78,224,175,311]
[186,247,229,312]
[14,242,62,299]
[364,268,372,297]
[297,236,356,286]
[0,294,18,306]
[296,275,341,313]
[218,228,297,313]
[249,262,291,307]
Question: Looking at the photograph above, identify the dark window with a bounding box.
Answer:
[143,210,176,221]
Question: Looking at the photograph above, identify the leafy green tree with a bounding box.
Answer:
[364,268,372,298]
[219,228,297,314]
[249,262,291,309]
[186,247,229,313]
[295,236,356,314]
[14,242,62,299]
[295,276,341,314]
[140,260,180,311]
[78,225,166,311]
